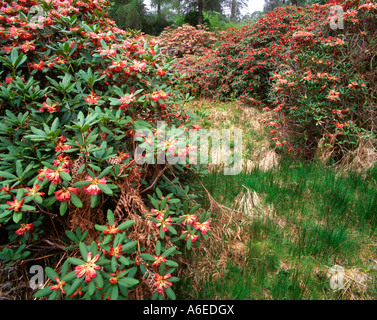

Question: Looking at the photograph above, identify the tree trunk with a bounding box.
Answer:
[198,0,203,25]
[157,0,161,19]
[230,0,236,23]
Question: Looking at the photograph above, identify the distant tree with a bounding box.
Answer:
[224,0,247,22]
[109,0,145,30]
[263,0,285,13]
[248,10,264,21]
[182,0,225,25]
[263,0,323,13]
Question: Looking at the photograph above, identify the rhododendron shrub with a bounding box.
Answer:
[158,24,221,58]
[0,0,211,300]
[266,0,377,158]
[162,1,377,159]
[161,6,325,102]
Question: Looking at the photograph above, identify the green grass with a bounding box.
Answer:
[182,157,377,300]
[178,98,377,300]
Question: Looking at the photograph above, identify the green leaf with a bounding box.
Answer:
[165,285,176,300]
[161,246,176,258]
[186,237,192,250]
[62,271,77,282]
[59,201,68,216]
[65,230,78,242]
[140,253,155,261]
[189,204,201,214]
[107,209,114,225]
[165,260,179,268]
[167,225,177,235]
[117,220,135,230]
[59,171,71,182]
[97,183,113,196]
[156,241,161,256]
[118,255,130,266]
[70,193,83,208]
[122,240,137,252]
[45,267,59,281]
[91,194,99,208]
[48,182,57,196]
[16,160,23,177]
[79,242,88,260]
[67,257,85,265]
[73,180,91,187]
[66,277,84,297]
[110,285,119,300]
[34,287,52,298]
[111,256,117,273]
[93,272,104,289]
[94,224,107,231]
[0,171,17,179]
[88,280,96,295]
[13,212,22,223]
[118,277,139,288]
[98,166,113,179]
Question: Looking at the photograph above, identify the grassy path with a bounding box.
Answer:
[178,99,377,300]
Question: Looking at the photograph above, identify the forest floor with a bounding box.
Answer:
[177,98,377,300]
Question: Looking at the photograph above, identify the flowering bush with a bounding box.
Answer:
[265,0,377,158]
[0,0,210,300]
[158,24,220,58]
[161,0,377,160]
[162,6,324,102]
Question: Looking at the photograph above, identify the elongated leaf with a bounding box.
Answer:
[0,171,17,179]
[97,166,113,179]
[165,285,176,300]
[73,180,91,187]
[34,287,52,298]
[118,277,139,288]
[65,277,84,297]
[117,220,135,230]
[67,257,85,265]
[161,246,176,258]
[79,242,88,260]
[45,267,59,281]
[111,285,119,300]
[70,193,82,208]
[97,183,113,196]
[140,253,155,261]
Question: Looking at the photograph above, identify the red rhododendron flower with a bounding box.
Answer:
[53,154,71,168]
[84,91,100,105]
[151,255,167,267]
[84,176,107,195]
[25,184,45,196]
[32,60,45,71]
[181,230,199,242]
[103,222,119,235]
[154,213,172,232]
[7,197,24,212]
[193,220,210,235]
[108,244,124,258]
[49,276,67,294]
[54,187,78,202]
[45,166,69,185]
[15,223,33,236]
[180,213,197,226]
[153,273,173,294]
[0,185,14,194]
[156,67,166,76]
[74,252,101,283]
